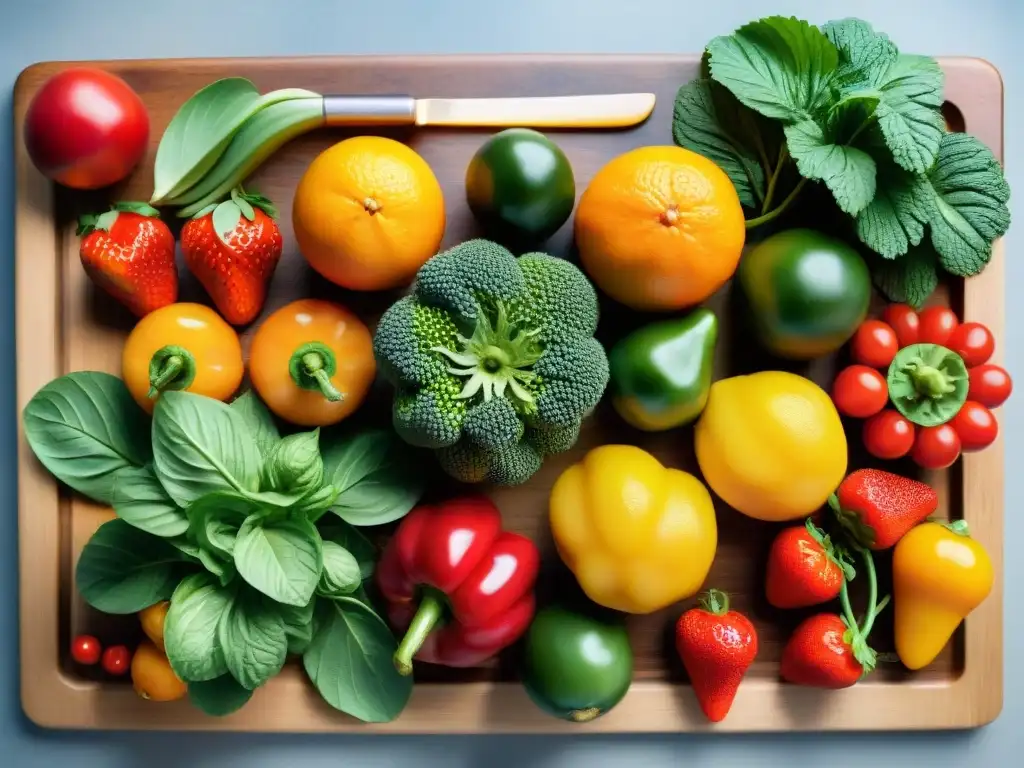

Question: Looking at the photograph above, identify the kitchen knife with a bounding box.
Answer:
[320,93,657,128]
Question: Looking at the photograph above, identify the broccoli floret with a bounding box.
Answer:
[373,238,610,486]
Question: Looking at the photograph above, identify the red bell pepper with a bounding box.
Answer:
[377,495,540,676]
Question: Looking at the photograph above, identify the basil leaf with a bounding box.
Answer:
[188,491,259,558]
[317,542,362,597]
[218,588,288,690]
[199,548,237,586]
[303,596,412,723]
[164,575,234,682]
[261,429,324,498]
[280,598,317,655]
[322,429,425,526]
[75,519,185,614]
[234,516,323,607]
[188,674,253,717]
[295,485,340,523]
[112,465,189,538]
[168,535,203,561]
[22,372,151,504]
[228,390,280,459]
[172,572,212,604]
[152,391,261,508]
[319,522,377,580]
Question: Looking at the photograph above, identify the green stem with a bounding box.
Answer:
[760,144,788,215]
[287,342,344,403]
[393,588,445,676]
[858,546,881,640]
[147,345,197,398]
[698,588,729,615]
[839,572,857,633]
[745,177,808,229]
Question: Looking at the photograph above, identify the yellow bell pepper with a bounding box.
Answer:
[893,520,994,670]
[549,444,717,615]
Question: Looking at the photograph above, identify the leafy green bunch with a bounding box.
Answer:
[22,372,425,722]
[673,15,1011,307]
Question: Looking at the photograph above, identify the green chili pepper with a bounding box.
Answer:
[887,343,969,427]
[607,309,718,431]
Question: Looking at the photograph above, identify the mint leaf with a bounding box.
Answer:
[706,16,838,123]
[925,133,1010,276]
[785,119,876,214]
[871,244,940,308]
[856,159,938,257]
[822,18,898,84]
[672,79,766,208]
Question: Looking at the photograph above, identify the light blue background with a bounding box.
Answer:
[2,0,1021,765]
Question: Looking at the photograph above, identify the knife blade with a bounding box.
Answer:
[321,93,656,129]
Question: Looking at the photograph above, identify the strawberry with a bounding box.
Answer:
[829,468,939,550]
[77,201,177,317]
[181,187,283,326]
[765,519,854,609]
[675,589,758,723]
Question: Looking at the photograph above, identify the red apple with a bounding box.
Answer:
[23,67,149,190]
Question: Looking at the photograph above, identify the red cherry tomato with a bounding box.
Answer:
[946,322,995,367]
[951,401,998,452]
[23,68,149,190]
[968,363,1013,408]
[832,365,888,418]
[911,424,962,469]
[862,409,916,459]
[916,306,960,347]
[851,320,900,368]
[882,304,920,348]
[101,645,132,676]
[70,634,102,666]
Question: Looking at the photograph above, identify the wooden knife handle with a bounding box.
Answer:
[322,95,416,126]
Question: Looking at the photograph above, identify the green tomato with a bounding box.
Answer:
[738,228,872,360]
[519,607,633,723]
[465,128,575,245]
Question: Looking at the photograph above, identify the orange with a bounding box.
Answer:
[139,601,169,652]
[131,640,186,702]
[574,146,746,312]
[292,136,446,291]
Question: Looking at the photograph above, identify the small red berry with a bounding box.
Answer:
[70,634,102,666]
[101,645,132,676]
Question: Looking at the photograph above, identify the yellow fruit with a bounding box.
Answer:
[694,371,847,522]
[131,640,187,702]
[292,135,446,291]
[139,601,169,652]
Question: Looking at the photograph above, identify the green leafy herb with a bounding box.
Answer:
[784,118,876,214]
[218,587,288,690]
[322,429,425,526]
[151,391,262,507]
[303,596,413,723]
[320,522,377,580]
[188,491,259,559]
[871,244,940,309]
[233,515,323,607]
[22,372,151,504]
[228,390,280,459]
[112,465,189,538]
[280,597,317,655]
[200,549,237,586]
[75,519,186,614]
[163,574,233,682]
[261,428,324,499]
[188,675,253,717]
[855,154,937,258]
[317,542,362,597]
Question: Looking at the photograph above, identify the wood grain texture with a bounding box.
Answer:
[14,54,1005,732]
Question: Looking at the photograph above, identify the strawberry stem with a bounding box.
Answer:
[698,588,729,615]
[288,342,344,403]
[147,345,197,398]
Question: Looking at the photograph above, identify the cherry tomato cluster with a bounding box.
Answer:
[70,634,132,676]
[831,304,1012,470]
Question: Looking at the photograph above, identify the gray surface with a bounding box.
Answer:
[1,0,1021,765]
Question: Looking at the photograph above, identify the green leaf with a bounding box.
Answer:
[856,156,938,258]
[261,429,324,498]
[821,17,898,84]
[319,522,377,580]
[926,132,1011,276]
[228,390,280,460]
[212,200,243,244]
[784,119,876,215]
[234,515,323,607]
[280,598,317,655]
[163,575,233,682]
[151,391,261,508]
[303,596,413,723]
[706,15,838,124]
[22,372,151,504]
[672,79,766,208]
[217,588,288,690]
[112,465,189,538]
[295,485,340,523]
[317,542,362,597]
[75,519,185,614]
[188,675,253,717]
[172,571,213,604]
[168,535,203,561]
[187,491,259,558]
[871,244,940,308]
[199,548,236,586]
[322,429,425,526]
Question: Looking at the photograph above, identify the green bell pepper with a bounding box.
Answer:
[607,308,718,431]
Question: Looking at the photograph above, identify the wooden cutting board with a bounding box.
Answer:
[13,53,1005,732]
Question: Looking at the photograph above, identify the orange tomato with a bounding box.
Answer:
[139,601,169,652]
[249,299,376,427]
[131,640,186,702]
[292,136,446,291]
[574,146,746,312]
[122,302,244,413]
